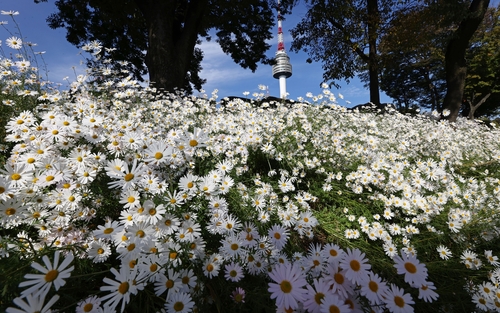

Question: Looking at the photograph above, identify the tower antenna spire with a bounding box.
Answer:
[272,0,292,99]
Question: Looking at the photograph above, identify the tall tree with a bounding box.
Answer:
[290,0,395,106]
[378,6,448,112]
[463,5,500,119]
[442,0,490,121]
[35,0,292,93]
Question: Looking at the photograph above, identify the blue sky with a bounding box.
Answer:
[1,0,498,106]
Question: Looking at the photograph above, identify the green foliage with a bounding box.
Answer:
[379,1,500,118]
[36,0,288,92]
[463,5,500,118]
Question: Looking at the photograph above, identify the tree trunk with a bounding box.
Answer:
[367,0,381,106]
[468,93,491,119]
[134,0,208,92]
[443,0,490,122]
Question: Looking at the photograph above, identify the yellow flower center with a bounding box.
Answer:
[189,139,198,147]
[27,158,35,164]
[124,173,134,181]
[404,262,417,274]
[127,196,135,203]
[314,292,325,304]
[150,264,158,272]
[129,260,136,268]
[83,303,93,312]
[6,208,16,216]
[11,173,21,180]
[328,305,340,313]
[45,269,59,282]
[166,279,174,288]
[280,280,292,293]
[173,302,184,312]
[103,228,114,234]
[234,294,243,302]
[118,282,129,294]
[136,230,145,238]
[350,259,361,271]
[97,248,105,254]
[334,273,344,284]
[231,243,239,251]
[154,152,163,160]
[206,264,214,272]
[149,208,156,215]
[394,296,405,308]
[127,243,136,251]
[187,182,194,188]
[369,281,378,292]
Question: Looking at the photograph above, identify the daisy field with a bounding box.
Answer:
[1,11,500,313]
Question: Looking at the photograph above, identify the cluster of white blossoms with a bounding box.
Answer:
[1,14,500,313]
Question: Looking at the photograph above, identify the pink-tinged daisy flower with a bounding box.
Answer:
[340,247,371,284]
[165,292,195,313]
[268,224,289,250]
[303,278,334,313]
[6,293,60,313]
[393,250,428,286]
[319,294,352,313]
[231,287,246,303]
[383,284,415,313]
[19,251,74,297]
[268,263,308,310]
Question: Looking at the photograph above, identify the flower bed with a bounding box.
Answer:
[1,11,500,313]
